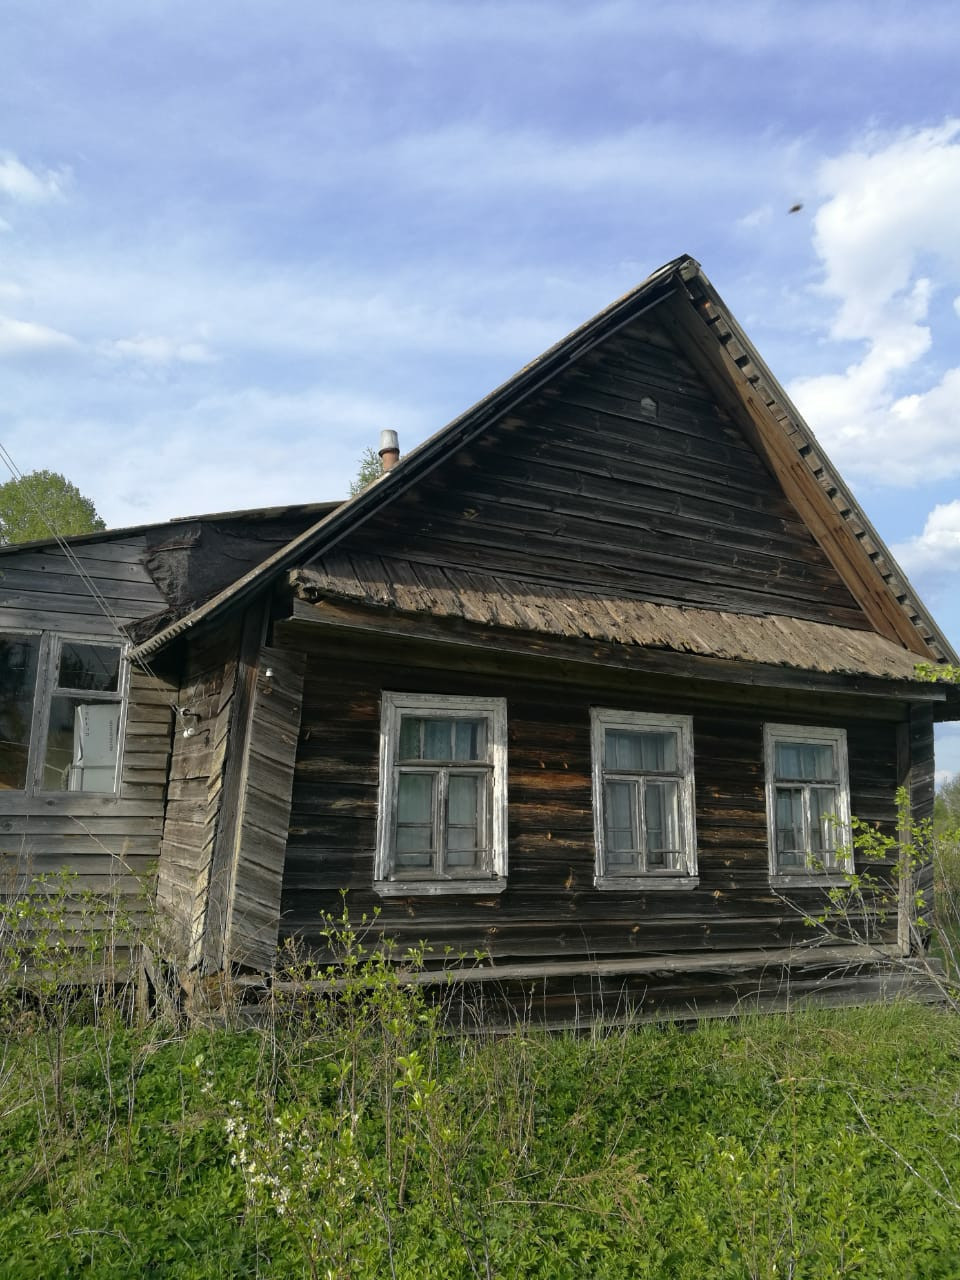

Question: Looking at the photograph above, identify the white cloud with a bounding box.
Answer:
[788,121,960,485]
[0,314,78,355]
[0,153,68,204]
[1,384,431,528]
[102,334,217,365]
[892,501,960,577]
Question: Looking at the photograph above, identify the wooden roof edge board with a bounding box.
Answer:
[675,260,957,665]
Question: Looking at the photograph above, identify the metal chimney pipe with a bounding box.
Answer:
[378,429,400,472]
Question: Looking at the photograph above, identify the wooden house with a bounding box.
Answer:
[3,255,958,1021]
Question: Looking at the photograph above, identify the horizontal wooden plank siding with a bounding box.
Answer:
[0,537,168,635]
[336,317,869,629]
[0,665,174,927]
[278,636,905,970]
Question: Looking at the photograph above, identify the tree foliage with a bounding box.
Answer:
[0,470,105,544]
[348,447,381,497]
[935,774,960,835]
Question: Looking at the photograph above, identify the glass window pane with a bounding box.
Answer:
[0,633,40,790]
[422,719,453,760]
[645,780,679,868]
[57,641,121,693]
[453,719,485,761]
[775,741,834,782]
[397,772,434,823]
[398,716,422,761]
[605,728,676,772]
[809,787,838,854]
[395,828,433,868]
[43,696,121,792]
[446,774,481,868]
[604,780,638,863]
[447,773,479,825]
[775,787,804,866]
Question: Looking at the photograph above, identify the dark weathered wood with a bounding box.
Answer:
[283,598,945,704]
[156,628,242,964]
[223,644,306,971]
[656,292,935,656]
[331,320,875,632]
[275,640,908,974]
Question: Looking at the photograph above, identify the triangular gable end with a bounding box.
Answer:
[131,258,954,668]
[317,307,874,635]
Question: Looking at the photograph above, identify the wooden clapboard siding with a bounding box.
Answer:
[156,627,242,963]
[277,633,910,972]
[221,645,306,971]
[0,664,174,925]
[0,538,168,635]
[336,316,869,630]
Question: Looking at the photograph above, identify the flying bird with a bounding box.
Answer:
[788,202,804,214]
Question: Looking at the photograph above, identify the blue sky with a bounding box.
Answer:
[4,0,960,771]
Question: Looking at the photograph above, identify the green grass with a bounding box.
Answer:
[4,1002,960,1279]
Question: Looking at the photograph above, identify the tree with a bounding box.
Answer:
[935,773,960,835]
[0,470,106,544]
[348,447,381,497]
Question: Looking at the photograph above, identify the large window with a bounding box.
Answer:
[590,709,698,890]
[375,692,507,895]
[764,724,851,884]
[0,633,127,795]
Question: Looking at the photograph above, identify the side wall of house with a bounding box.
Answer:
[278,634,913,968]
[0,538,174,933]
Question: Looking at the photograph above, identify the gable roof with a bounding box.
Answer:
[131,256,958,667]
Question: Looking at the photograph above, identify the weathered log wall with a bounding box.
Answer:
[278,634,916,969]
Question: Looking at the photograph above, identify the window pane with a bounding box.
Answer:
[395,773,435,868]
[394,830,433,867]
[446,774,481,868]
[453,719,485,761]
[809,787,839,855]
[645,780,679,868]
[605,728,676,772]
[448,772,480,825]
[398,716,422,760]
[775,787,804,866]
[57,641,121,693]
[604,779,638,864]
[775,741,834,782]
[43,696,121,792]
[422,718,453,761]
[397,772,433,823]
[0,633,40,790]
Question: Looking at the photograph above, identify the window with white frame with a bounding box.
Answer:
[375,692,508,894]
[764,724,851,882]
[0,632,127,795]
[590,709,698,889]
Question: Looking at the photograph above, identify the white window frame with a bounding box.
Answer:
[590,708,698,891]
[375,692,508,896]
[764,724,852,887]
[0,630,129,801]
